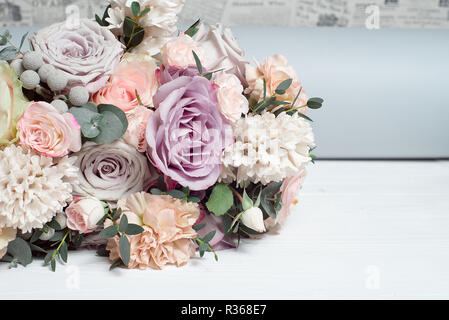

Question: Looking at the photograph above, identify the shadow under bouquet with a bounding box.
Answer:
[0,0,323,271]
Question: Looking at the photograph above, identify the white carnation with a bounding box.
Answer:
[0,145,79,233]
[106,0,185,55]
[220,112,315,185]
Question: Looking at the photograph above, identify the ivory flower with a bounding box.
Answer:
[245,55,308,108]
[220,112,315,185]
[92,53,159,112]
[0,62,30,147]
[17,102,82,158]
[241,207,266,233]
[0,227,16,259]
[106,192,200,270]
[213,71,249,123]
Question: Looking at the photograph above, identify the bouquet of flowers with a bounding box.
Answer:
[0,0,323,271]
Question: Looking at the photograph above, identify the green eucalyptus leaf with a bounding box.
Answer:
[0,46,19,61]
[99,225,118,239]
[131,2,141,17]
[206,184,233,216]
[119,236,130,266]
[193,223,206,232]
[185,19,201,38]
[242,190,253,211]
[125,224,144,236]
[260,181,283,219]
[275,78,293,95]
[119,214,128,233]
[128,27,145,48]
[59,242,68,263]
[202,230,216,244]
[97,104,128,134]
[123,17,138,37]
[192,50,203,75]
[91,111,125,144]
[167,189,186,200]
[307,97,324,109]
[7,238,32,267]
[140,7,151,17]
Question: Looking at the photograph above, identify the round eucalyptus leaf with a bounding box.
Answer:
[91,110,125,144]
[81,123,100,138]
[97,104,128,135]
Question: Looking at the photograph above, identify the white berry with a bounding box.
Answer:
[51,99,69,114]
[38,64,55,83]
[22,51,44,71]
[69,86,89,106]
[20,70,40,90]
[54,212,67,229]
[47,70,68,92]
[10,59,24,76]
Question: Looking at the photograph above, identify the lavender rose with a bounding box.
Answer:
[31,19,124,93]
[146,74,233,191]
[72,139,157,202]
[194,24,249,86]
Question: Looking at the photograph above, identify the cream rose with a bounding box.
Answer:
[194,24,249,86]
[161,34,205,69]
[66,197,106,234]
[30,19,124,94]
[213,71,249,122]
[72,139,157,202]
[241,207,266,233]
[92,53,158,112]
[17,102,82,158]
[0,227,16,259]
[0,62,30,146]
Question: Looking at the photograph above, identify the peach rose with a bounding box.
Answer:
[66,197,106,234]
[106,192,200,270]
[245,54,308,108]
[17,102,81,158]
[0,227,16,259]
[277,168,307,225]
[122,105,153,152]
[92,53,158,113]
[161,34,206,69]
[213,71,249,122]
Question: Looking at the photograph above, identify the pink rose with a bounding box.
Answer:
[277,168,307,225]
[245,54,308,109]
[66,197,105,234]
[161,34,206,69]
[213,71,249,122]
[122,105,153,152]
[92,53,158,113]
[17,102,81,157]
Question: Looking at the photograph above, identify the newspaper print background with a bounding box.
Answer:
[1,0,448,29]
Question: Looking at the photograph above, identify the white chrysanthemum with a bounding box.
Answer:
[220,112,315,185]
[106,0,185,55]
[0,145,79,233]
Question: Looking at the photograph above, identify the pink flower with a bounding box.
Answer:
[17,102,81,157]
[66,197,105,234]
[92,53,158,113]
[106,192,200,270]
[277,168,307,225]
[0,227,16,259]
[161,34,206,69]
[122,105,153,152]
[213,71,249,122]
[245,54,308,109]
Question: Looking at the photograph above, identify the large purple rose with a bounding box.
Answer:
[146,74,232,191]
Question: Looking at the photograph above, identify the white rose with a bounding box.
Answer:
[241,207,266,233]
[66,197,106,234]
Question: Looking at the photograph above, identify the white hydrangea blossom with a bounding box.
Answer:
[220,112,315,185]
[0,145,79,233]
[106,0,185,55]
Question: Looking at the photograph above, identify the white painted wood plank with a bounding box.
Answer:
[1,161,448,299]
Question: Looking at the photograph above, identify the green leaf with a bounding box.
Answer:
[263,78,267,100]
[97,104,128,134]
[202,230,216,243]
[295,112,314,122]
[91,111,124,144]
[44,251,54,265]
[125,224,144,236]
[19,32,28,51]
[131,2,141,17]
[150,188,163,195]
[81,122,101,139]
[109,259,122,271]
[275,78,293,95]
[188,196,201,203]
[123,17,138,37]
[206,184,234,216]
[47,219,62,231]
[140,7,151,17]
[59,242,68,263]
[30,244,47,254]
[95,14,104,26]
[193,223,206,232]
[260,181,283,219]
[242,190,253,211]
[99,225,118,239]
[96,247,109,257]
[119,236,130,266]
[167,189,186,200]
[291,87,303,108]
[30,230,43,243]
[192,50,203,75]
[119,214,128,233]
[128,27,145,48]
[0,46,19,61]
[49,231,65,242]
[185,19,201,38]
[51,259,56,272]
[69,106,98,131]
[307,97,324,109]
[7,238,32,267]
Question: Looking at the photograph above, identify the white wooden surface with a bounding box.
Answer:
[1,161,448,300]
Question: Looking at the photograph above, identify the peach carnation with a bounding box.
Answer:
[106,192,200,270]
[245,54,308,108]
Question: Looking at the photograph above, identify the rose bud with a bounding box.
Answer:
[241,207,266,233]
[66,197,106,234]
